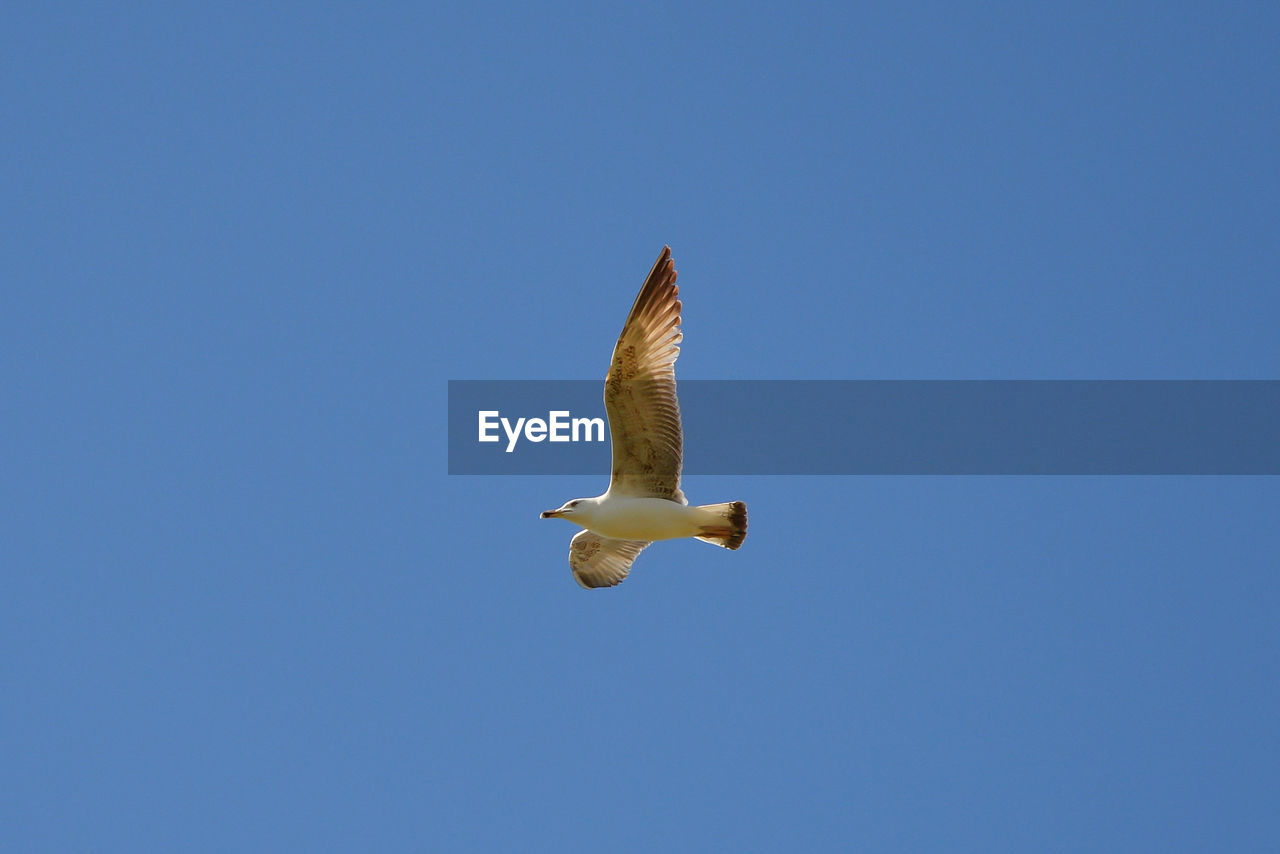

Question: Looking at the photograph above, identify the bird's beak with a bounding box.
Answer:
[540,509,563,519]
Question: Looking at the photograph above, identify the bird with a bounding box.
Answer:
[541,246,748,588]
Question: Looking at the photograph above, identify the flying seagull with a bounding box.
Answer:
[541,246,748,588]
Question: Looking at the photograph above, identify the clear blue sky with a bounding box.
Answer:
[3,3,1278,851]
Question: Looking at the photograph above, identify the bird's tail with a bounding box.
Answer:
[694,501,748,550]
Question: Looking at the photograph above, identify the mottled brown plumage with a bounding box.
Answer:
[569,531,649,589]
[605,246,686,503]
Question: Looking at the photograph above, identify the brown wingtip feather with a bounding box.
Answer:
[618,246,681,338]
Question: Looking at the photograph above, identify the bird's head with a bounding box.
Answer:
[541,498,588,520]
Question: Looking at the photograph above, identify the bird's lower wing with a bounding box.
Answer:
[569,531,650,589]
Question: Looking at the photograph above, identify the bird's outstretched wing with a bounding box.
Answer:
[569,530,650,589]
[605,246,684,501]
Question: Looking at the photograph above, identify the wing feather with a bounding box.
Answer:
[605,246,684,500]
[569,531,650,589]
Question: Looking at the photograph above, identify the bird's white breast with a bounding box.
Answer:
[584,495,706,541]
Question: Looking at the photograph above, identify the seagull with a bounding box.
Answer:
[541,246,748,588]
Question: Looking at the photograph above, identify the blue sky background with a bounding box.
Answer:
[3,2,1278,851]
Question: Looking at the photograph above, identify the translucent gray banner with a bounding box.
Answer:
[447,381,1280,474]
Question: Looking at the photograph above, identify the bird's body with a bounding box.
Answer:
[559,494,725,542]
[541,246,748,588]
